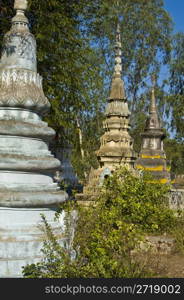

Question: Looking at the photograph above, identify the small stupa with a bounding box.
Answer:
[0,0,68,277]
[96,23,137,171]
[135,76,170,183]
[77,24,137,201]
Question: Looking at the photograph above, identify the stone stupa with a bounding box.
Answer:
[96,24,137,172]
[135,77,170,183]
[77,24,137,202]
[0,0,68,277]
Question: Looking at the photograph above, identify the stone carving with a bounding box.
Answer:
[0,4,49,113]
[1,32,37,70]
[105,100,129,116]
[0,68,50,112]
[2,33,36,63]
[1,69,42,87]
[17,35,36,62]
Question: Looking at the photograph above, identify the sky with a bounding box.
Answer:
[164,0,184,32]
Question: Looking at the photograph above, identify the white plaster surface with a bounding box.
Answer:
[0,207,66,277]
[0,171,53,185]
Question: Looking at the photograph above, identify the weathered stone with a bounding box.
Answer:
[95,25,137,171]
[132,235,175,255]
[172,175,184,189]
[0,3,50,113]
[0,0,68,277]
[0,207,67,277]
[169,189,184,209]
[135,78,170,184]
[76,23,137,202]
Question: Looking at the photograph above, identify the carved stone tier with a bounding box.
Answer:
[97,112,136,169]
[105,100,130,116]
[136,147,170,184]
[0,107,54,139]
[0,69,50,113]
[0,107,68,207]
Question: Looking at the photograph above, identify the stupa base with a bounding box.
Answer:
[0,207,67,278]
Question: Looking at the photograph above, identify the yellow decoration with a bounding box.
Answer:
[141,154,162,159]
[159,178,169,184]
[136,165,164,171]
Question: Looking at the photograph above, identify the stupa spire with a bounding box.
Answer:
[135,74,170,184]
[109,22,125,100]
[145,74,161,131]
[150,75,157,114]
[113,23,122,78]
[76,20,137,203]
[12,0,29,29]
[96,21,137,169]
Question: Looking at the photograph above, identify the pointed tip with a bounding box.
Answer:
[113,21,122,78]
[146,79,162,131]
[108,21,127,99]
[150,75,156,114]
[151,73,156,86]
[116,22,120,34]
[115,22,121,46]
[150,87,156,112]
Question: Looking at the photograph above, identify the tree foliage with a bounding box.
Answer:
[167,33,184,140]
[22,168,179,278]
[164,138,184,176]
[0,0,175,179]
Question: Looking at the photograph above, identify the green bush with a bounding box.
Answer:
[23,167,179,278]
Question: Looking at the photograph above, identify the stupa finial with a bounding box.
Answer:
[150,74,157,114]
[12,0,28,28]
[144,73,161,130]
[108,21,126,100]
[113,22,122,78]
[14,0,28,10]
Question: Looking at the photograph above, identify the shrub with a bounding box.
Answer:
[23,167,179,278]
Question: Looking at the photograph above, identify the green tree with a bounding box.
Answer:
[164,138,184,176]
[167,33,184,140]
[0,0,173,179]
[22,168,178,278]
